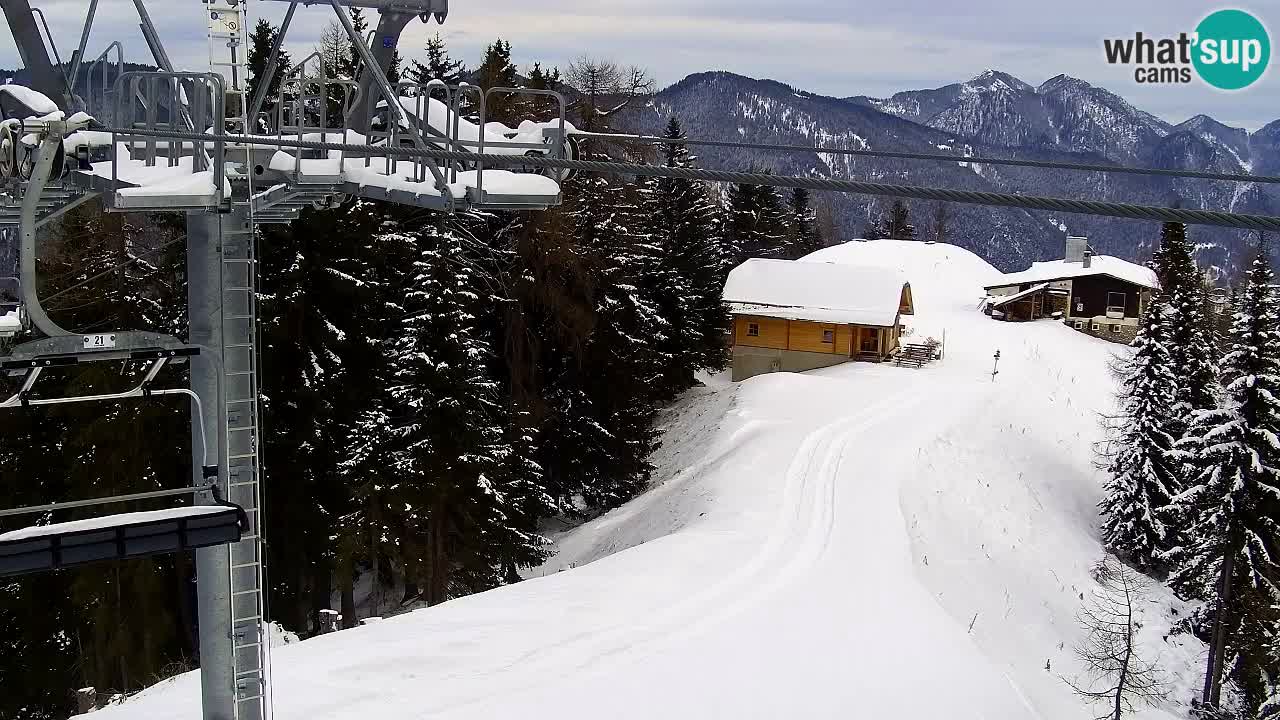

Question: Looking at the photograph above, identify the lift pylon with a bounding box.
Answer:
[0,0,568,717]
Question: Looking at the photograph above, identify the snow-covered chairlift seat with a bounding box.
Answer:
[73,144,232,211]
[0,505,245,578]
[68,71,231,211]
[267,147,562,211]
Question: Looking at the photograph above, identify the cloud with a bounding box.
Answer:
[0,0,1274,129]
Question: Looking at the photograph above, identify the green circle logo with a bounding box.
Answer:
[1193,9,1270,90]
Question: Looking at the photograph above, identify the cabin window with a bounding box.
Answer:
[747,322,760,337]
[1107,292,1127,318]
[1075,300,1085,313]
[1111,324,1122,334]
[1074,320,1085,330]
[1091,323,1101,331]
[822,329,834,344]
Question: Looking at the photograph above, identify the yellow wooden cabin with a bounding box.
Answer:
[722,259,914,381]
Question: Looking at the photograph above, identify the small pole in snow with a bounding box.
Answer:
[991,349,1001,382]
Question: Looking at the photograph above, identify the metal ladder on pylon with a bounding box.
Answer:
[221,207,268,720]
[208,2,269,718]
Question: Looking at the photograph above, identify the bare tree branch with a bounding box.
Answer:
[1063,556,1170,720]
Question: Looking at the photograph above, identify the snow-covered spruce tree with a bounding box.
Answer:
[330,206,427,620]
[410,32,465,85]
[257,200,388,631]
[784,187,824,260]
[527,163,669,513]
[385,222,552,606]
[1165,248,1280,715]
[878,199,915,241]
[723,179,789,264]
[1151,221,1198,300]
[640,115,730,396]
[1148,223,1222,556]
[1101,293,1180,570]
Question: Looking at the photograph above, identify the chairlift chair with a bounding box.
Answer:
[0,486,246,578]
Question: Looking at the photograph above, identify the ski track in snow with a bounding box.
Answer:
[436,390,929,716]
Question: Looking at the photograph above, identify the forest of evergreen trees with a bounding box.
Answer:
[0,32,827,718]
[1101,224,1280,719]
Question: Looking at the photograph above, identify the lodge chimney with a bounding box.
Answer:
[1083,249,1092,268]
[1065,235,1088,263]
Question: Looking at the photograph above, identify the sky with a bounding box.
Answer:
[1,0,1275,131]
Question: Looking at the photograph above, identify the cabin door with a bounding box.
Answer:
[859,327,879,356]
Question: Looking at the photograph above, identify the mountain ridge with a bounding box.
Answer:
[622,69,1278,275]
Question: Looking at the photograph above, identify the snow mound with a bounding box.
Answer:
[802,238,1002,312]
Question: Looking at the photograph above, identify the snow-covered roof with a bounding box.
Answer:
[985,255,1158,290]
[990,283,1049,308]
[723,258,912,327]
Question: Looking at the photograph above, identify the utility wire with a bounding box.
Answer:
[570,130,1280,186]
[103,127,1280,233]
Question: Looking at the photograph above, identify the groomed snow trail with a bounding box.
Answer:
[96,240,1202,720]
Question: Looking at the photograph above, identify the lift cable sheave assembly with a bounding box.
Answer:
[105,125,1280,233]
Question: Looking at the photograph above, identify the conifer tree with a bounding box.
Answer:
[1100,293,1180,569]
[523,62,562,119]
[879,199,915,240]
[257,200,386,630]
[1153,223,1221,427]
[474,39,518,123]
[785,187,824,259]
[246,19,291,129]
[724,180,788,264]
[1150,221,1197,298]
[524,163,669,512]
[1165,247,1280,714]
[641,115,729,395]
[385,222,552,605]
[410,32,464,85]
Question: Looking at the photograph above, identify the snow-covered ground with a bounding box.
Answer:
[98,239,1204,719]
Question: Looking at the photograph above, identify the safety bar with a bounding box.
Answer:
[0,484,218,518]
[478,86,567,199]
[110,71,226,208]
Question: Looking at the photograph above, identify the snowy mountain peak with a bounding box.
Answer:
[1175,114,1241,134]
[1256,118,1280,140]
[1035,73,1088,95]
[1166,114,1253,170]
[968,69,1034,93]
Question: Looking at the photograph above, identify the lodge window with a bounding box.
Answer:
[822,329,834,344]
[1091,323,1101,331]
[1106,292,1126,318]
[1111,324,1122,334]
[747,322,760,337]
[1074,320,1085,330]
[1075,300,1085,313]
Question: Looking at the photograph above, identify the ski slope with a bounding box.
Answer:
[98,240,1204,719]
